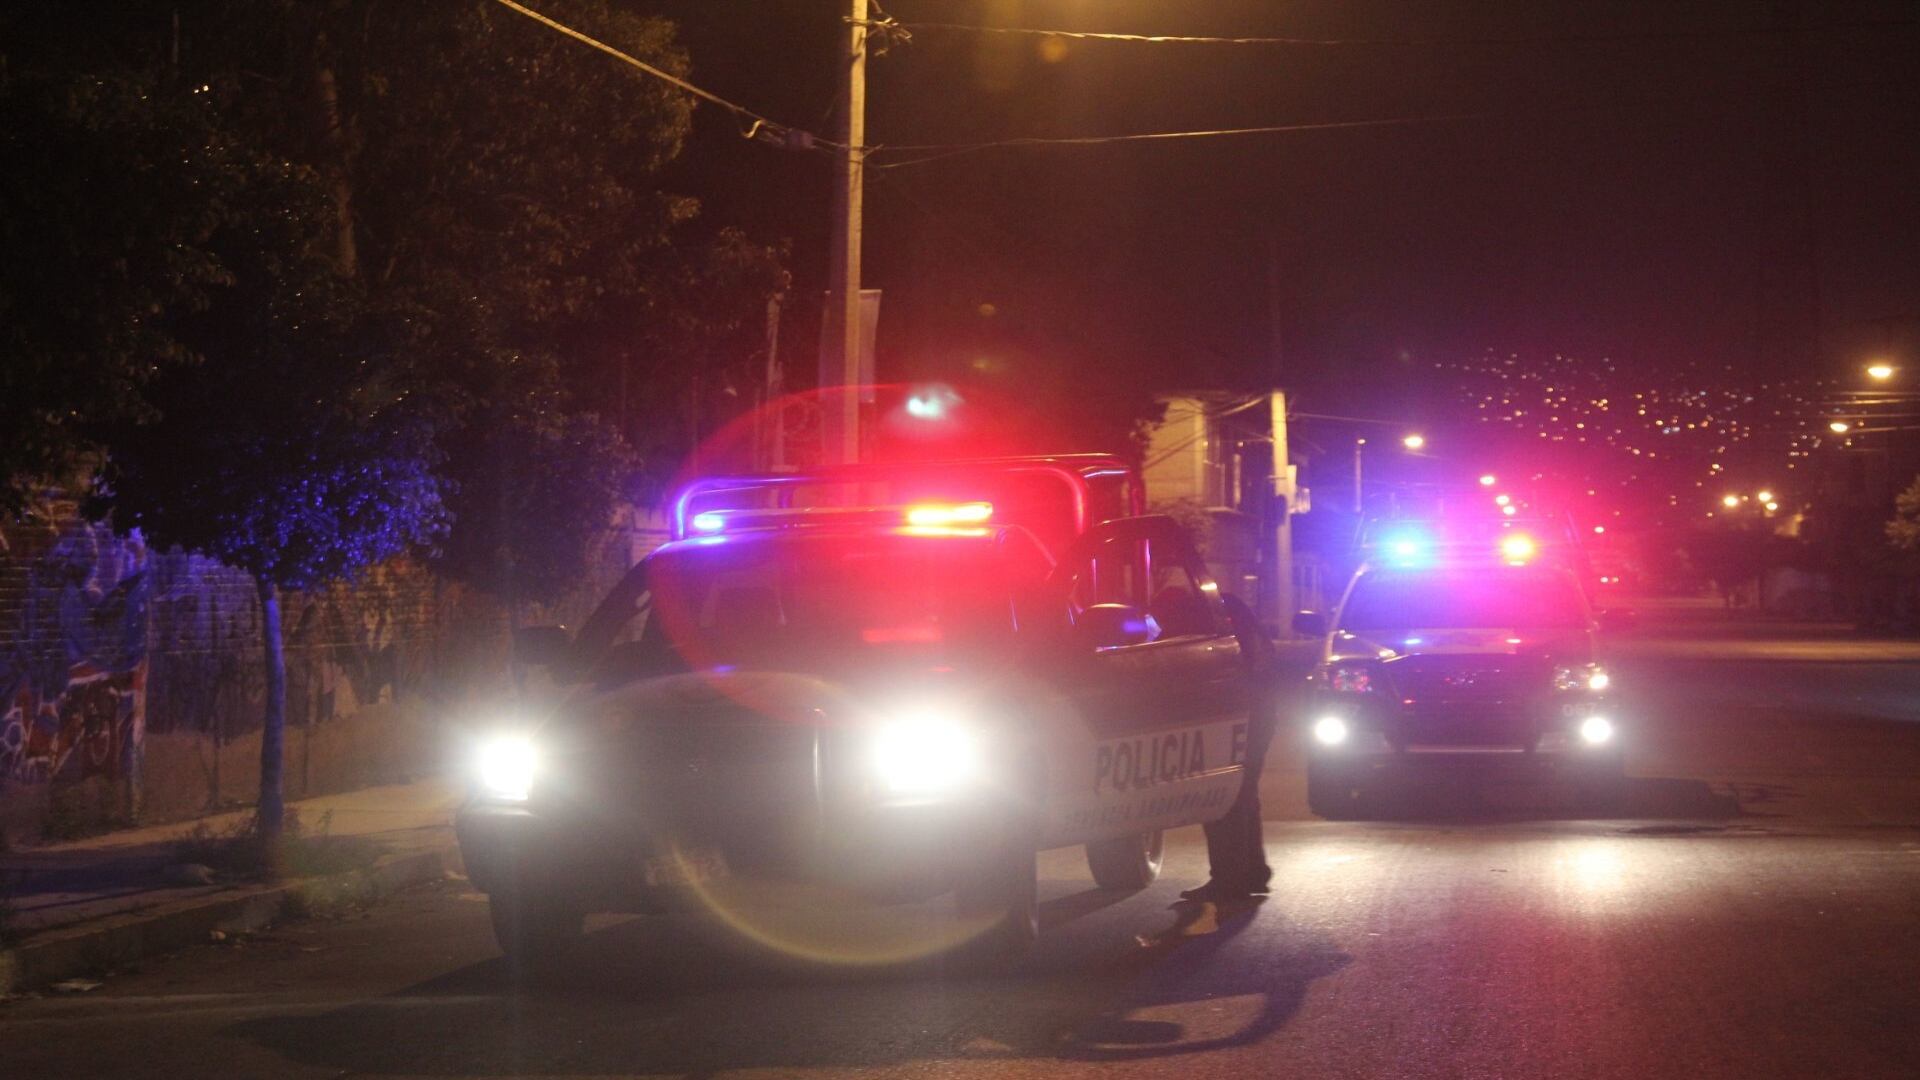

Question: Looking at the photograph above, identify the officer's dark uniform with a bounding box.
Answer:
[1186,595,1278,900]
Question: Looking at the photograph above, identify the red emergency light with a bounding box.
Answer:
[904,501,992,527]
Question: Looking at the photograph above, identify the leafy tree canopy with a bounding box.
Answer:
[0,72,247,512]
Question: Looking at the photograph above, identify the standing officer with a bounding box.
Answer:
[1182,594,1278,901]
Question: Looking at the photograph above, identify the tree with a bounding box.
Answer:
[90,168,447,839]
[185,0,787,601]
[434,402,633,610]
[0,71,248,511]
[1886,475,1920,554]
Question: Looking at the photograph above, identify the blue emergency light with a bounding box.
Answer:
[1381,530,1432,567]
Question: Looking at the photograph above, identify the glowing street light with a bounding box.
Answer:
[1765,501,1781,512]
[1829,420,1852,434]
[1721,494,1741,508]
[1755,489,1775,504]
[1494,494,1512,507]
[1478,474,1496,487]
[1402,433,1426,451]
[1867,362,1896,381]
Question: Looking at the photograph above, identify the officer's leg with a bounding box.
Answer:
[1235,697,1279,890]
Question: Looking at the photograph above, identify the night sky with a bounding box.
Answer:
[644,0,1920,417]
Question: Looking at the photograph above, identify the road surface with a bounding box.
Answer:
[7,602,1920,1078]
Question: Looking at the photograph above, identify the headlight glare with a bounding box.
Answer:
[1579,715,1615,745]
[870,707,981,796]
[476,735,537,801]
[1312,715,1351,746]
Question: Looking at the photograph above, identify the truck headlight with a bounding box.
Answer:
[1312,715,1351,746]
[476,735,538,802]
[1578,715,1615,745]
[1554,663,1610,692]
[869,707,982,796]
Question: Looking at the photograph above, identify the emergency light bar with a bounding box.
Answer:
[1363,523,1544,568]
[1500,534,1538,563]
[681,502,996,536]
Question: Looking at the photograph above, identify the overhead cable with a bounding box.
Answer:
[868,112,1487,169]
[490,0,833,151]
[857,16,1917,49]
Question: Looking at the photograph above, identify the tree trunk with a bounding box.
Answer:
[256,577,288,839]
[311,55,358,278]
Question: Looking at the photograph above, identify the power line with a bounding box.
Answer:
[868,111,1489,169]
[859,15,1918,49]
[489,0,834,151]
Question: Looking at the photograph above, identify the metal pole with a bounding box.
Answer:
[1269,391,1295,630]
[821,0,868,464]
[1353,438,1366,516]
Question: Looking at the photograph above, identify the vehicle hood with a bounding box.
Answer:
[551,667,990,743]
[1326,628,1595,665]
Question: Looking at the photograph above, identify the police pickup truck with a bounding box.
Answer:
[1293,525,1625,818]
[456,495,1273,970]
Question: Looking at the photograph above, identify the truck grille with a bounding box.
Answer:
[1387,658,1541,703]
[541,719,821,869]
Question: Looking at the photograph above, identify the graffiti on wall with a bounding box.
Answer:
[0,517,149,787]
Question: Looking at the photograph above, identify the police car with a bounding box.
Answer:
[456,464,1273,971]
[1292,523,1625,818]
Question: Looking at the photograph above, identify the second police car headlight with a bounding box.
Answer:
[869,706,983,796]
[475,735,538,802]
[1553,663,1611,692]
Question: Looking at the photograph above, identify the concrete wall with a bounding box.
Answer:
[1,502,667,846]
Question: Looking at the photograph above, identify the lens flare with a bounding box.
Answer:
[1313,716,1351,745]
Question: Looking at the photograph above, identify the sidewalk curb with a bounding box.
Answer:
[0,840,461,996]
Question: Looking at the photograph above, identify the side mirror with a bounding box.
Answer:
[1076,603,1155,650]
[1291,610,1328,638]
[513,625,573,667]
[1596,608,1637,633]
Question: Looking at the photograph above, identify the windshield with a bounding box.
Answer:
[1339,568,1588,631]
[592,533,1043,672]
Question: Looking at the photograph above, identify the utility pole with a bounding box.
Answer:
[1352,438,1366,515]
[821,0,868,464]
[1268,391,1296,632]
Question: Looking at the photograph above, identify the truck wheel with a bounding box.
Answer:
[1085,830,1165,890]
[954,844,1038,961]
[1307,758,1362,820]
[488,885,585,977]
[1573,755,1628,815]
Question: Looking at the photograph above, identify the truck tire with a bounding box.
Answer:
[488,884,585,978]
[1572,754,1628,815]
[1085,830,1165,891]
[1306,758,1362,820]
[954,843,1038,961]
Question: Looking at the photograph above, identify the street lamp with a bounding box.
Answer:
[1721,494,1741,508]
[1867,362,1896,381]
[1755,489,1775,504]
[1478,473,1496,487]
[1402,433,1426,451]
[1829,420,1852,434]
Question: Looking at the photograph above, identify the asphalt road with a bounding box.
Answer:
[9,603,1920,1079]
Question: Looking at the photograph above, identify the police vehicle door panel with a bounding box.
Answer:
[1038,517,1251,848]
